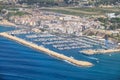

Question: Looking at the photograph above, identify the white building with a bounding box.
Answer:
[106,13,116,18]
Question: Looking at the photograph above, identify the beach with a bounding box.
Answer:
[0,19,16,27]
[0,32,93,67]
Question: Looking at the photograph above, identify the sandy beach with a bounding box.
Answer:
[0,32,93,67]
[0,19,16,27]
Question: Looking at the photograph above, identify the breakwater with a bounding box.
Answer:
[0,32,93,67]
[81,49,120,55]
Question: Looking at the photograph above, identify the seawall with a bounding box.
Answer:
[0,32,93,67]
[81,49,120,55]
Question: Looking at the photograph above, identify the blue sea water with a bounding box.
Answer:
[0,25,120,80]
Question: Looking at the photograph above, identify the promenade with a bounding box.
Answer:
[0,32,93,67]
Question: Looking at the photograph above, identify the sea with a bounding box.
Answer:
[0,25,120,80]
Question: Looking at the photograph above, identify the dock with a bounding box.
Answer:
[0,32,93,67]
[80,49,120,55]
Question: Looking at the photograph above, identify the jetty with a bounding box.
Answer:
[0,32,93,67]
[80,49,120,55]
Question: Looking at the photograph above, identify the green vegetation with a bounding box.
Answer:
[18,0,120,7]
[98,17,120,30]
[98,18,108,23]
[41,7,120,17]
[41,8,87,16]
[27,0,55,4]
[8,8,19,11]
[14,11,28,16]
[69,7,120,15]
[7,11,29,19]
[0,5,4,12]
[20,0,55,3]
[19,0,64,6]
[109,18,120,30]
[95,0,120,5]
[0,5,2,10]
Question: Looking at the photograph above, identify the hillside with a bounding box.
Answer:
[19,0,120,7]
[95,0,120,5]
[19,0,63,3]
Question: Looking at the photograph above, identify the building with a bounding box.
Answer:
[1,0,18,4]
[106,13,116,18]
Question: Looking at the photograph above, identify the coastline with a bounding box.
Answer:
[81,49,120,55]
[0,32,93,67]
[0,19,16,27]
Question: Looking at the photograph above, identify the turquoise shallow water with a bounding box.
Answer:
[0,25,120,80]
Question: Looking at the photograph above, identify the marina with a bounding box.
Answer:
[0,1,120,79]
[7,29,105,51]
[0,32,93,67]
[1,27,119,67]
[7,28,117,52]
[6,28,119,52]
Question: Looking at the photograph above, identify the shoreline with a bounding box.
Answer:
[80,49,120,55]
[0,20,16,27]
[0,32,93,67]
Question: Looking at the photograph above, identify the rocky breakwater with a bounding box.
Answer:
[81,49,120,55]
[0,32,93,67]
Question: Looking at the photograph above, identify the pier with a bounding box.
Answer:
[80,49,120,55]
[0,32,93,67]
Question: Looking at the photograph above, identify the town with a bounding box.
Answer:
[0,0,120,66]
[1,1,120,80]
